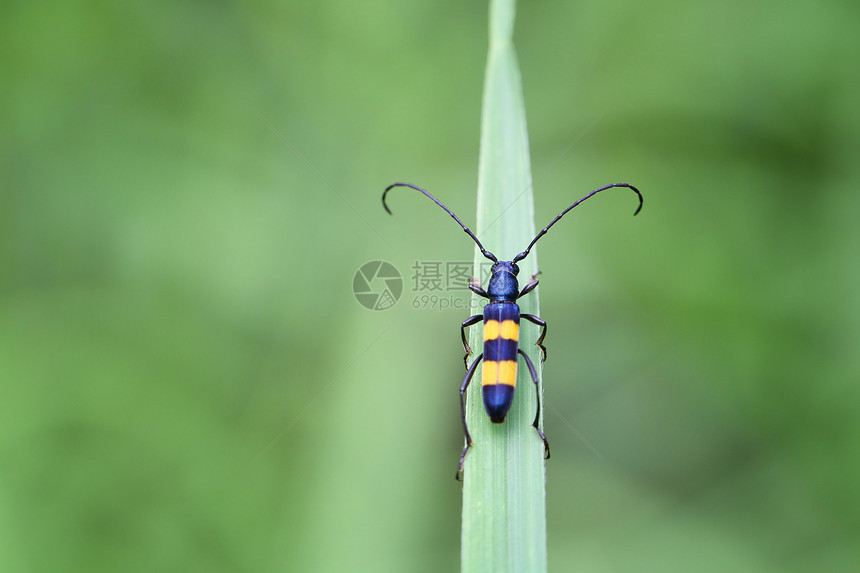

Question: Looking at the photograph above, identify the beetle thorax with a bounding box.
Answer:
[487,261,520,300]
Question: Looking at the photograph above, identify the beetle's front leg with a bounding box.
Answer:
[518,271,542,298]
[469,276,489,299]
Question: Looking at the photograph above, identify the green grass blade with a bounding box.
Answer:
[461,1,547,572]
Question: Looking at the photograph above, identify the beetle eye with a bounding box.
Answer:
[511,264,520,275]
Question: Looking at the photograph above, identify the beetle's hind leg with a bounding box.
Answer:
[518,349,550,459]
[457,353,484,480]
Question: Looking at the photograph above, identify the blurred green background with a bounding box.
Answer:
[2,1,859,571]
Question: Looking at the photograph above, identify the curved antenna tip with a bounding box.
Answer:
[382,183,399,215]
[629,184,644,216]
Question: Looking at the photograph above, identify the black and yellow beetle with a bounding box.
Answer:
[383,182,643,479]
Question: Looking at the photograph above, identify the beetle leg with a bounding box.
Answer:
[469,276,489,299]
[460,314,484,370]
[457,353,484,481]
[518,349,550,460]
[520,313,547,363]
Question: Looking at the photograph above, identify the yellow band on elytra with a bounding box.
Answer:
[482,360,518,386]
[484,320,499,341]
[499,320,519,341]
[484,319,518,341]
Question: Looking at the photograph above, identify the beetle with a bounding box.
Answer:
[382,182,642,479]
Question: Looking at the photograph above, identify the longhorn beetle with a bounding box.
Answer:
[382,182,643,479]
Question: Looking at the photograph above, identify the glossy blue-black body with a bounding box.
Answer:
[482,300,520,422]
[481,261,522,422]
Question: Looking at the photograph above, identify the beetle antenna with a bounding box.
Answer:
[512,183,643,264]
[383,182,498,263]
